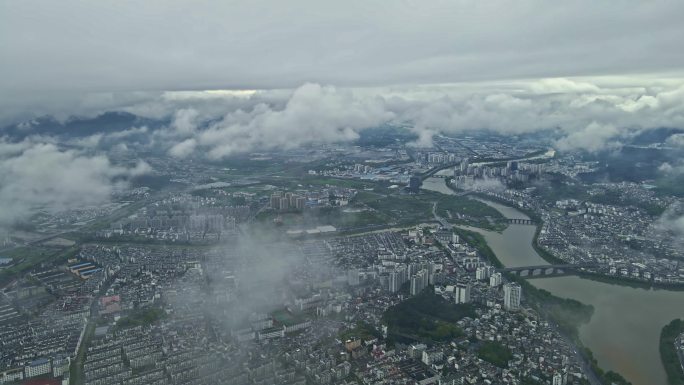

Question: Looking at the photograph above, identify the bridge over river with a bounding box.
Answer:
[507,218,535,225]
[498,263,601,278]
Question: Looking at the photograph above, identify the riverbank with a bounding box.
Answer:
[468,190,684,291]
[424,177,684,384]
[451,227,590,327]
[452,226,629,385]
[660,319,684,385]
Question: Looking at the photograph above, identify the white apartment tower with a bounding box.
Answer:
[489,272,503,287]
[503,282,522,310]
[454,283,471,304]
[410,269,428,296]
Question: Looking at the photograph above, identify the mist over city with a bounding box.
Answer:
[1,2,684,385]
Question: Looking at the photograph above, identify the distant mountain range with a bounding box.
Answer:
[1,111,167,139]
[3,111,684,151]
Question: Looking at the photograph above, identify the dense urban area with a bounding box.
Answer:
[1,125,684,385]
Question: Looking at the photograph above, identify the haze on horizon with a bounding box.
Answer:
[3,4,684,385]
[1,1,684,117]
[1,0,684,230]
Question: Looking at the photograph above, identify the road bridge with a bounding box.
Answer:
[507,218,535,225]
[498,263,600,278]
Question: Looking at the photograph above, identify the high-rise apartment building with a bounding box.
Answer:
[503,282,522,310]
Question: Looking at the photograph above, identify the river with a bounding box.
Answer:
[422,177,684,385]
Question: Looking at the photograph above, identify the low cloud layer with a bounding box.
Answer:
[125,78,684,158]
[3,77,680,238]
[665,133,684,148]
[0,139,150,229]
[655,203,684,247]
[169,84,394,159]
[555,123,621,153]
[6,78,684,159]
[658,160,684,177]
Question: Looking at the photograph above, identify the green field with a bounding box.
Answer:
[256,206,392,230]
[364,194,434,225]
[434,195,507,231]
[256,188,433,231]
[300,176,380,190]
[255,175,509,231]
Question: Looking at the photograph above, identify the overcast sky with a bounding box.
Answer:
[2,0,684,94]
[1,1,684,228]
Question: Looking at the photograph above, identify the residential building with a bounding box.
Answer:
[503,283,522,310]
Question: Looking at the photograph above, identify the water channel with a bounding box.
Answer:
[422,177,684,385]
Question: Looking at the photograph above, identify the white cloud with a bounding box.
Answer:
[171,109,200,135]
[192,83,394,159]
[107,125,149,140]
[4,78,684,159]
[128,160,153,176]
[168,138,197,158]
[0,139,152,228]
[72,134,103,148]
[655,204,684,244]
[142,79,684,158]
[665,133,684,148]
[658,162,675,173]
[529,78,601,94]
[658,161,684,176]
[555,122,621,153]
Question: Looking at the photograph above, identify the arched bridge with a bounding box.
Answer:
[507,218,535,225]
[498,263,601,278]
